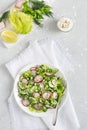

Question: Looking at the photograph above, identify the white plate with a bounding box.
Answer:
[13,63,68,117]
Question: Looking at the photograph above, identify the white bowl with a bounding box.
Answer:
[13,63,68,117]
[57,17,73,32]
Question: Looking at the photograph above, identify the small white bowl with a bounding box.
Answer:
[13,63,68,117]
[57,17,73,32]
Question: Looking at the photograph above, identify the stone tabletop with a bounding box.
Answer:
[0,0,87,130]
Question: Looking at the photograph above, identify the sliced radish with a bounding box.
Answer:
[46,105,54,109]
[0,21,5,30]
[21,78,28,85]
[34,103,43,110]
[31,70,37,76]
[46,72,53,76]
[30,65,38,71]
[51,79,57,86]
[22,99,30,107]
[34,75,43,83]
[39,83,44,89]
[33,92,40,98]
[49,80,57,88]
[30,67,36,71]
[52,92,58,99]
[15,0,24,9]
[49,81,54,88]
[42,91,52,100]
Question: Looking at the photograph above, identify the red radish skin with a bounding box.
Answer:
[34,75,43,83]
[22,99,30,107]
[30,65,39,71]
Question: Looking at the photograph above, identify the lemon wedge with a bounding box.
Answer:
[1,30,18,43]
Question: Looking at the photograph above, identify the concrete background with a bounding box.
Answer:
[0,0,87,130]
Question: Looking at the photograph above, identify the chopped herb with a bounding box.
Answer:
[22,0,53,26]
[30,0,47,10]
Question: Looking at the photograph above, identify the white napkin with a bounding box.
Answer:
[6,38,80,130]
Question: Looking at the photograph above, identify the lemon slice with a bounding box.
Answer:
[1,30,18,43]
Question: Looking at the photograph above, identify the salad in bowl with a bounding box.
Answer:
[13,64,67,117]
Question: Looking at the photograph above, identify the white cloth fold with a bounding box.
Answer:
[6,38,80,130]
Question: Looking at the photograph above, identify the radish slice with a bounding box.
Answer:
[49,81,54,88]
[22,99,30,107]
[52,92,58,99]
[35,65,39,69]
[30,67,36,71]
[21,78,28,85]
[51,79,57,86]
[33,92,40,98]
[30,65,38,71]
[34,75,43,83]
[49,80,57,88]
[15,0,24,9]
[46,105,54,109]
[39,83,44,89]
[42,92,52,99]
[31,70,37,76]
[46,72,53,76]
[34,103,43,110]
[0,22,5,30]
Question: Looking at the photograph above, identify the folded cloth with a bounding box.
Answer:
[6,38,80,130]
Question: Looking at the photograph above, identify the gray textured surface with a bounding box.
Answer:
[0,0,87,130]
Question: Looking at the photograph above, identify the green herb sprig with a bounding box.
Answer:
[0,11,9,22]
[22,0,53,26]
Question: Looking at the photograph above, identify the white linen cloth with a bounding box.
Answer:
[6,38,80,130]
